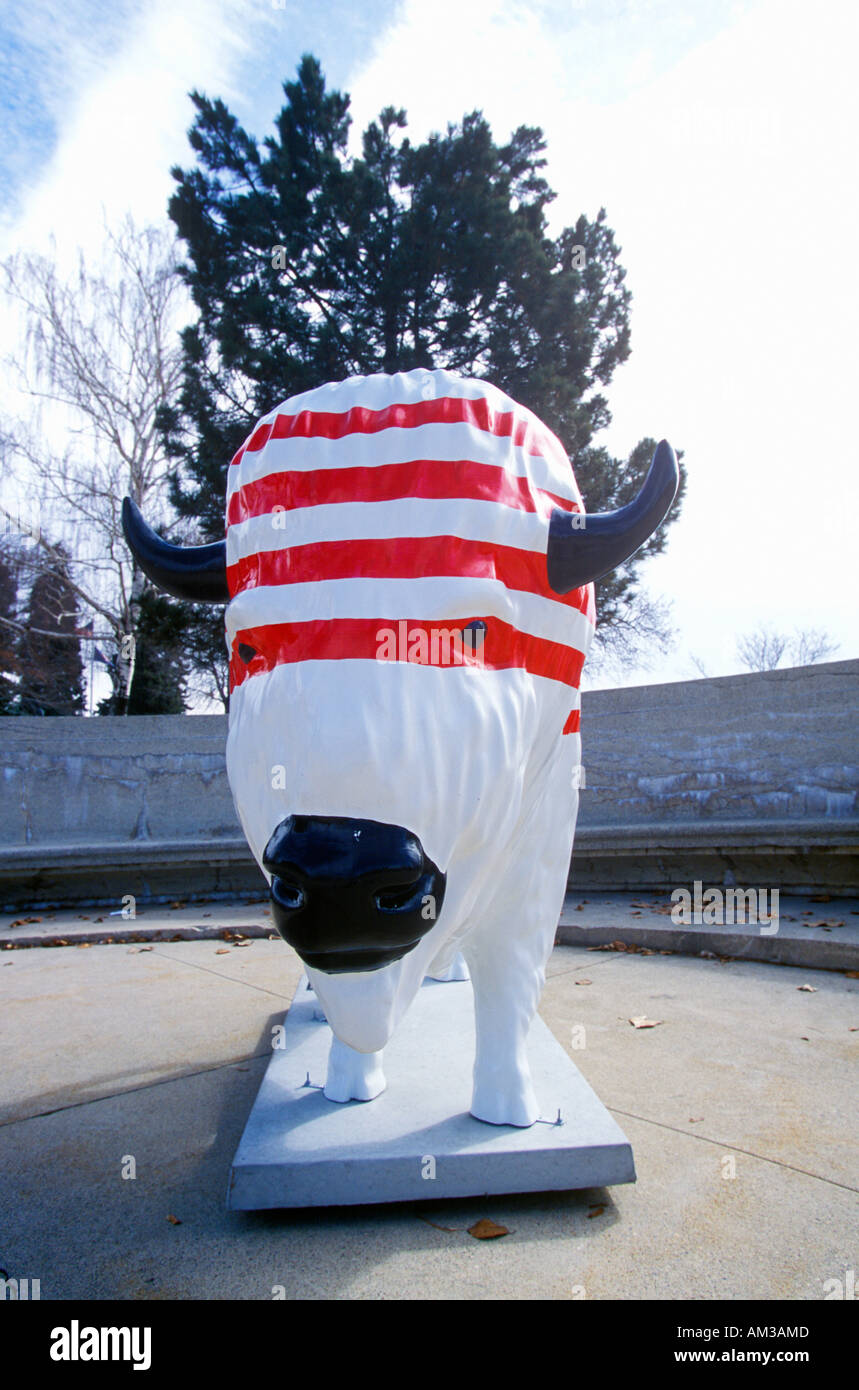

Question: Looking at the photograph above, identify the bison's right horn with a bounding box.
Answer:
[546,439,679,594]
[121,497,229,603]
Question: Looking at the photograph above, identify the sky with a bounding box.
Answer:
[1,0,857,692]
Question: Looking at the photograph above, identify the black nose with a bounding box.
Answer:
[262,815,446,973]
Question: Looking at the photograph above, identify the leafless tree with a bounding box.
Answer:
[789,628,840,666]
[735,626,788,672]
[585,589,676,680]
[736,624,840,672]
[0,216,186,712]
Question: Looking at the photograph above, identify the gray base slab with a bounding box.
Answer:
[227,976,635,1210]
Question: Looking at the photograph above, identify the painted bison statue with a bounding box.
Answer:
[123,370,677,1126]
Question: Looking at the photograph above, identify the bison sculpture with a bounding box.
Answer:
[123,370,677,1126]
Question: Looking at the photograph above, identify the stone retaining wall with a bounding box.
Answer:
[1,660,855,907]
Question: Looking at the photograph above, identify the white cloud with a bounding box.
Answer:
[1,0,256,267]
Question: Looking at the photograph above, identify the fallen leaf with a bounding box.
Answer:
[797,984,817,992]
[587,1204,605,1219]
[467,1218,509,1240]
[630,910,642,916]
[575,978,592,986]
[800,1036,809,1041]
[9,917,42,927]
[234,941,252,948]
[575,903,584,911]
[169,901,187,910]
[849,1027,858,1032]
[810,893,831,902]
[76,942,92,949]
[215,948,230,955]
[629,1016,663,1029]
[689,1116,704,1123]
[845,971,859,979]
[166,1214,182,1226]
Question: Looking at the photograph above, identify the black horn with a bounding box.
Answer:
[121,497,229,604]
[547,439,679,594]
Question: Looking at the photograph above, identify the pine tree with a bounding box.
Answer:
[161,55,684,694]
[18,546,85,716]
[0,545,21,714]
[126,590,187,715]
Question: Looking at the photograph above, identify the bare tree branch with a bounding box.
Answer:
[0,216,188,712]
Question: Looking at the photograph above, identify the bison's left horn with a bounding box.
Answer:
[121,497,229,604]
[546,439,679,594]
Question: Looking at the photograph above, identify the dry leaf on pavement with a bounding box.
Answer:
[629,1016,663,1028]
[467,1218,509,1240]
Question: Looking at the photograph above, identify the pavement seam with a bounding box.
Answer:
[608,1105,859,1194]
[0,1050,273,1129]
[146,944,299,1002]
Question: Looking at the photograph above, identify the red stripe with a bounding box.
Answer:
[226,458,576,527]
[229,395,571,473]
[229,616,585,692]
[562,709,581,735]
[226,534,594,618]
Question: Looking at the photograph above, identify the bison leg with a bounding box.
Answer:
[466,734,580,1127]
[323,1034,386,1103]
[466,944,542,1127]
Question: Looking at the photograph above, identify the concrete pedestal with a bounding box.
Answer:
[227,977,635,1210]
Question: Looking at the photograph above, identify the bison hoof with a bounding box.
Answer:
[426,951,470,983]
[324,1036,386,1103]
[470,1078,539,1128]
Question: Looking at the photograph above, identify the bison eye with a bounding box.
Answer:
[461,620,487,655]
[237,642,258,664]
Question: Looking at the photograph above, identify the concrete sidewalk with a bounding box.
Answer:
[0,926,856,1300]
